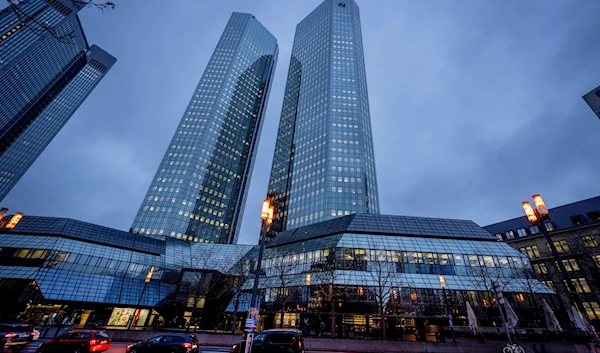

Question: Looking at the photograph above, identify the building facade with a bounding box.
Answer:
[583,86,600,119]
[265,0,379,241]
[0,212,555,338]
[243,213,555,338]
[484,196,600,331]
[131,12,278,245]
[0,0,115,202]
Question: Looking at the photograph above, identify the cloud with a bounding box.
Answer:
[4,0,600,245]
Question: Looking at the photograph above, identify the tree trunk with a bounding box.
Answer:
[231,312,238,334]
[231,293,240,334]
[280,298,286,328]
[381,307,387,340]
[331,301,336,337]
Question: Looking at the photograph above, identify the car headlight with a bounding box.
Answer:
[127,344,134,350]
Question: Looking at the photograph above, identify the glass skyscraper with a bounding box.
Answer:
[0,0,116,201]
[266,0,379,240]
[131,13,278,245]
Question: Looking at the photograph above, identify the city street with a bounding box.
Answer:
[20,340,348,353]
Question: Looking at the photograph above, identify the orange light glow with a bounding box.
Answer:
[532,194,549,217]
[5,212,23,229]
[522,202,538,223]
[145,266,155,283]
[261,201,270,220]
[438,274,446,288]
[305,273,311,286]
[267,206,274,225]
[411,292,417,301]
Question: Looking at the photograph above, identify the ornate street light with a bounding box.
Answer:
[521,194,598,341]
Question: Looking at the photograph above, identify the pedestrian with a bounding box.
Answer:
[435,329,440,342]
[414,329,420,342]
[194,320,198,332]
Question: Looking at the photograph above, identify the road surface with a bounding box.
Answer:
[21,339,350,353]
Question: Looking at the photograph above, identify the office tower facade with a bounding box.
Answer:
[583,85,600,119]
[0,0,116,201]
[266,0,379,240]
[131,13,278,245]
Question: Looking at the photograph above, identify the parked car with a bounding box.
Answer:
[0,323,33,352]
[125,334,199,353]
[230,329,304,353]
[31,329,40,341]
[36,330,110,353]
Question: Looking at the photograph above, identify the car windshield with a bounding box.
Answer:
[97,333,110,339]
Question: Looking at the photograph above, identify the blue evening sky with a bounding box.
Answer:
[3,0,600,244]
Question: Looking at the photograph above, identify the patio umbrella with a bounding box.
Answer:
[542,299,562,332]
[504,300,519,330]
[567,306,588,332]
[466,301,478,334]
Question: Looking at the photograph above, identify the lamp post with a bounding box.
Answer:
[521,194,598,342]
[250,200,274,308]
[245,200,273,353]
[438,275,456,343]
[128,266,154,330]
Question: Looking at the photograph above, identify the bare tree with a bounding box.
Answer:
[270,251,296,328]
[314,264,340,337]
[513,263,544,326]
[466,258,513,330]
[6,0,115,42]
[179,246,228,327]
[228,257,251,334]
[368,255,401,340]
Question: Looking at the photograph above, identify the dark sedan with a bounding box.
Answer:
[231,329,304,353]
[126,334,199,353]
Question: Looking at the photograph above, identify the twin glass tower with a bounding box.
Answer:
[0,0,116,201]
[132,0,379,244]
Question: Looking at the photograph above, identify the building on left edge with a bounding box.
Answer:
[0,0,116,201]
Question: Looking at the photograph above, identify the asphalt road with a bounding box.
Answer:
[20,340,231,352]
[19,340,348,353]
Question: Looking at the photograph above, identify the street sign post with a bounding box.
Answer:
[244,307,260,353]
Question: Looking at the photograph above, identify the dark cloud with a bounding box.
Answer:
[3,0,599,244]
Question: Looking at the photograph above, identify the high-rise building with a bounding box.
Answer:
[583,85,600,119]
[266,0,379,240]
[0,0,116,201]
[131,13,278,245]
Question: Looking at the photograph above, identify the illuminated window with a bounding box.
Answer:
[556,259,579,272]
[515,294,525,302]
[542,280,555,291]
[565,278,591,293]
[581,235,599,248]
[533,263,548,274]
[519,246,540,259]
[583,302,600,319]
[592,255,600,269]
[549,240,569,253]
